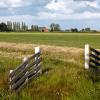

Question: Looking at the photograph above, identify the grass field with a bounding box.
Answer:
[0,32,100,48]
[0,32,100,100]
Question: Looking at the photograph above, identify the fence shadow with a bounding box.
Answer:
[42,68,52,75]
[89,68,100,82]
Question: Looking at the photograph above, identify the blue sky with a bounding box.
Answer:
[0,0,100,30]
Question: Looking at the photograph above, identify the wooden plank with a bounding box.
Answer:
[9,62,28,77]
[90,48,100,55]
[10,57,28,85]
[9,52,41,77]
[10,57,42,85]
[10,71,26,85]
[9,48,42,91]
[34,61,42,75]
[16,78,28,92]
[89,64,98,69]
[28,64,41,79]
[28,70,41,81]
[90,59,100,66]
[15,72,29,92]
[11,72,28,90]
[90,53,100,61]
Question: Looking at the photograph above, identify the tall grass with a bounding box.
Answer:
[0,46,99,100]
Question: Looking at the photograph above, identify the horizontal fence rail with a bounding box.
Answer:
[9,47,42,91]
[85,44,100,69]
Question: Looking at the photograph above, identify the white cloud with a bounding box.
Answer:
[37,0,100,20]
[1,11,100,23]
[46,0,62,11]
[0,0,32,15]
[0,0,100,21]
[0,0,32,8]
[85,0,99,9]
[0,2,6,7]
[37,11,100,20]
[46,0,99,12]
[46,0,77,13]
[0,15,35,24]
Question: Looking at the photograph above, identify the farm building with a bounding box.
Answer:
[39,27,49,32]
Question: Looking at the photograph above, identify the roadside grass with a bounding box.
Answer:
[0,44,99,100]
[0,32,100,48]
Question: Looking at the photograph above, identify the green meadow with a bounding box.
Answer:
[0,32,100,48]
[0,32,100,100]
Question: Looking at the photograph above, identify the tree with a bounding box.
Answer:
[21,22,24,31]
[50,23,61,32]
[13,22,16,31]
[7,21,13,31]
[0,22,9,32]
[31,25,39,31]
[70,28,78,32]
[80,28,91,32]
[17,22,20,31]
[54,24,60,31]
[21,22,28,31]
[50,23,55,32]
[84,28,91,32]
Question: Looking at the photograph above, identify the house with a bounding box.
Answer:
[39,27,49,32]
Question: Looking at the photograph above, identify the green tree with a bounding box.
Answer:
[85,28,91,32]
[21,22,28,31]
[0,22,9,32]
[70,28,78,32]
[50,23,61,32]
[50,23,55,32]
[54,24,60,31]
[7,21,12,31]
[31,25,39,31]
[80,28,91,32]
[13,22,16,31]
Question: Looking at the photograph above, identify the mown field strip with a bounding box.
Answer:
[0,32,100,35]
[0,42,83,53]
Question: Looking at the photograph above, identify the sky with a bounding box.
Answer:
[0,0,100,30]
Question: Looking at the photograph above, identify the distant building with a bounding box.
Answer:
[39,27,49,32]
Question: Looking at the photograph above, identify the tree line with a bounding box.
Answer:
[0,22,61,32]
[0,21,28,32]
[0,21,98,32]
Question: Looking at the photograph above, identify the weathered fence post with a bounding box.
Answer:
[23,57,29,83]
[23,57,28,63]
[85,44,90,69]
[9,70,13,90]
[35,47,42,74]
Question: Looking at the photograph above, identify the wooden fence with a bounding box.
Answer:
[9,47,42,91]
[85,44,100,69]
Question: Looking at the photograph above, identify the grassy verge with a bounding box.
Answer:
[0,44,99,100]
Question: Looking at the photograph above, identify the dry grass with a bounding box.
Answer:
[0,42,83,54]
[0,42,83,65]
